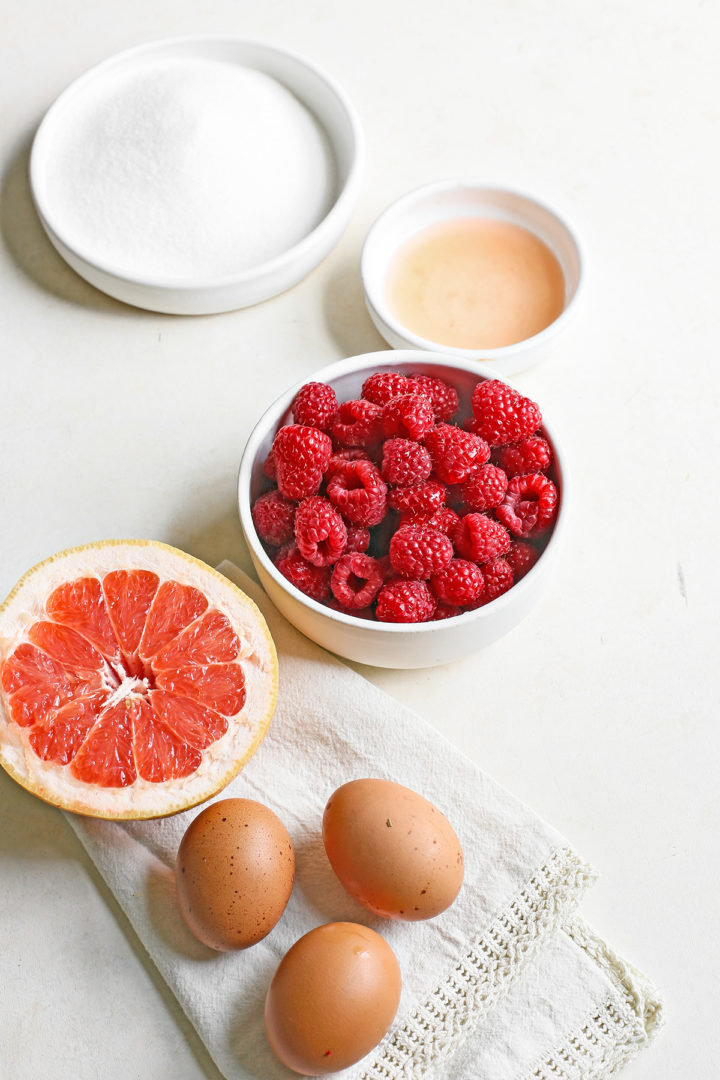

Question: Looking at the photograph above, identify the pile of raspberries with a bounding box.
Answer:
[251,371,558,623]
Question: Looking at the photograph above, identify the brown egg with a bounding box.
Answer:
[265,921,401,1075]
[323,778,463,921]
[176,798,294,950]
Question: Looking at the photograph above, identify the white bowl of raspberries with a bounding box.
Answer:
[238,351,567,668]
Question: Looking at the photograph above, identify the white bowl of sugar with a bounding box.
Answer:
[361,181,583,374]
[30,37,364,314]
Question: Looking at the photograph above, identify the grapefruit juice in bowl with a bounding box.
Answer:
[361,182,583,375]
[238,351,568,669]
[386,217,566,349]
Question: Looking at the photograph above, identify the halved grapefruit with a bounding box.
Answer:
[0,540,278,819]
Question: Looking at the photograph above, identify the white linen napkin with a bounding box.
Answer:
[64,563,662,1079]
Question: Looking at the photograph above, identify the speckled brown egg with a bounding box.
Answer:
[176,798,295,950]
[323,778,464,921]
[265,921,402,1075]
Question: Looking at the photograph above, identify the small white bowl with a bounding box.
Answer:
[30,37,363,315]
[237,350,569,669]
[361,181,582,375]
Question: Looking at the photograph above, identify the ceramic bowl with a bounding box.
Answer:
[237,350,568,669]
[30,37,363,315]
[361,181,582,374]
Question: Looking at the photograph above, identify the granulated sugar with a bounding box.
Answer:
[44,58,336,281]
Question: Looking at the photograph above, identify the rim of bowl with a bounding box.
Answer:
[360,179,583,361]
[237,350,570,634]
[29,35,365,292]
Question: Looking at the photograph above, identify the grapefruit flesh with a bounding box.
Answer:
[0,541,278,819]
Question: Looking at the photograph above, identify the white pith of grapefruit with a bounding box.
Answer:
[0,540,278,819]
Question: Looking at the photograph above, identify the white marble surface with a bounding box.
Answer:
[1,2,717,1077]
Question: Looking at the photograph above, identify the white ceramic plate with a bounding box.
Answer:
[361,181,582,374]
[238,350,569,669]
[30,37,364,314]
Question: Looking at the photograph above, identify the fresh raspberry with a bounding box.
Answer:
[462,415,484,436]
[272,424,332,500]
[324,448,370,481]
[380,438,432,486]
[387,479,446,516]
[423,423,490,484]
[326,459,388,526]
[251,490,296,547]
[399,506,460,536]
[330,553,384,609]
[263,449,277,481]
[382,393,435,441]
[430,559,484,606]
[361,371,411,406]
[294,496,348,566]
[495,474,558,537]
[433,603,462,620]
[389,525,453,579]
[471,557,514,606]
[459,465,508,512]
[264,369,559,623]
[275,544,331,602]
[345,525,370,553]
[375,580,436,623]
[427,505,461,534]
[471,379,542,446]
[452,513,511,564]
[409,374,459,422]
[291,381,338,431]
[331,399,383,448]
[495,436,552,478]
[506,540,541,579]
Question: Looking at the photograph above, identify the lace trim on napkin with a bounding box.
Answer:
[523,917,664,1080]
[361,847,595,1079]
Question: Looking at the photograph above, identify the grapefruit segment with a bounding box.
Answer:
[155,662,246,715]
[132,698,202,782]
[28,691,107,765]
[139,580,208,659]
[153,610,240,670]
[28,622,105,672]
[46,577,121,660]
[70,700,137,787]
[0,541,278,818]
[2,644,75,726]
[1,642,71,697]
[150,690,229,750]
[103,570,160,654]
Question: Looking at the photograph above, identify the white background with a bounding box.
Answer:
[1,2,718,1078]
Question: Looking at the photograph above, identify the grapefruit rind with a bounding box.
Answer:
[0,540,278,819]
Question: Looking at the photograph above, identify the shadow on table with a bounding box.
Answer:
[3,130,391,355]
[0,133,139,314]
[168,501,252,579]
[0,767,85,859]
[322,255,387,359]
[145,859,224,962]
[0,769,226,1078]
[292,829,383,926]
[227,975,289,1080]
